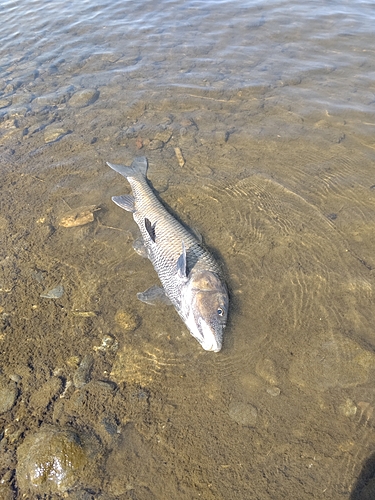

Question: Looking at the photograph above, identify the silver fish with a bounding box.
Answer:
[107,157,229,352]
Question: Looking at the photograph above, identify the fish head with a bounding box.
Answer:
[182,270,229,352]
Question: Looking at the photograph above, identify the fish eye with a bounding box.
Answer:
[217,308,224,316]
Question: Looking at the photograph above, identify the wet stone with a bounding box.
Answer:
[9,373,22,383]
[0,98,11,109]
[147,139,164,150]
[16,425,102,495]
[40,284,64,299]
[256,358,278,385]
[115,310,139,332]
[73,354,94,389]
[33,85,74,107]
[0,378,18,414]
[93,334,118,353]
[154,129,172,143]
[266,386,281,397]
[116,126,139,141]
[44,126,69,143]
[228,401,258,427]
[29,376,63,411]
[289,333,375,390]
[358,478,375,500]
[69,88,99,108]
[59,205,99,227]
[339,398,357,417]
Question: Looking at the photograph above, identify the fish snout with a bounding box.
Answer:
[198,320,223,352]
[201,339,222,352]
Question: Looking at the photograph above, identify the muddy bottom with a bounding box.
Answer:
[1,120,375,499]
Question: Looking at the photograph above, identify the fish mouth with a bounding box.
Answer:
[198,330,222,352]
[194,317,223,352]
[201,340,222,353]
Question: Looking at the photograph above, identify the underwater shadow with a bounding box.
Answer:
[351,452,375,500]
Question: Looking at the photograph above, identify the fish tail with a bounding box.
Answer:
[107,156,148,179]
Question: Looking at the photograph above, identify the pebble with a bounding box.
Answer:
[29,377,63,410]
[44,126,68,143]
[154,129,172,143]
[69,89,99,108]
[0,379,18,414]
[114,310,139,332]
[266,386,281,397]
[228,401,258,427]
[73,354,94,389]
[93,334,118,353]
[33,85,74,107]
[148,139,164,150]
[256,358,278,385]
[0,215,8,229]
[174,147,185,167]
[9,373,22,383]
[0,98,11,109]
[59,205,99,227]
[40,284,64,299]
[339,398,357,417]
[16,426,101,495]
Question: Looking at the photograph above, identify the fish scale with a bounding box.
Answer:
[127,174,221,307]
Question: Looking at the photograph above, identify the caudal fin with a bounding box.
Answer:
[107,156,148,179]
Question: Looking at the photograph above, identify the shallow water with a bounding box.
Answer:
[1,0,375,498]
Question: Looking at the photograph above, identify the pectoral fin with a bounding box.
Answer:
[137,285,172,306]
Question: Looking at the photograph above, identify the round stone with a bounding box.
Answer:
[115,310,139,332]
[0,379,18,414]
[69,89,99,108]
[228,401,258,427]
[17,426,101,495]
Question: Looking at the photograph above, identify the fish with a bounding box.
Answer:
[107,156,229,352]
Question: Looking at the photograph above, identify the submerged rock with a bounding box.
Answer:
[114,310,139,332]
[0,98,11,109]
[69,89,99,108]
[228,401,258,427]
[73,354,94,389]
[44,126,69,143]
[59,205,99,227]
[289,333,375,390]
[40,284,64,299]
[17,426,102,495]
[29,377,63,411]
[0,378,18,414]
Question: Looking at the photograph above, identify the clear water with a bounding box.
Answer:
[1,0,375,498]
